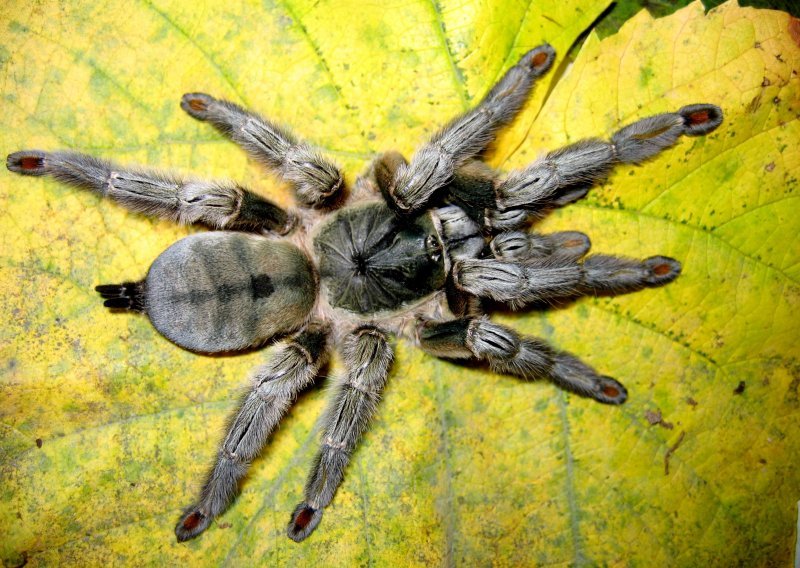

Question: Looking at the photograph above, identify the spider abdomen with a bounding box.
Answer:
[144,232,317,352]
[313,203,447,314]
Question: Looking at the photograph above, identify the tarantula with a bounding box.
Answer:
[7,44,722,543]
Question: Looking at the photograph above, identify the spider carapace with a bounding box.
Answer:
[7,43,722,543]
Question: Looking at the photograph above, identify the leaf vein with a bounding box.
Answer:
[426,0,470,109]
[572,201,800,286]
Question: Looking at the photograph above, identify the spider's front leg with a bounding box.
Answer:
[453,251,681,307]
[387,44,556,214]
[433,104,723,232]
[6,150,292,233]
[417,318,626,404]
[175,323,329,542]
[485,228,684,299]
[494,104,723,213]
[181,93,344,207]
[490,230,592,262]
[287,325,394,542]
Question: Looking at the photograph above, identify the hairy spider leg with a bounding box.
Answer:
[176,324,329,542]
[417,318,627,405]
[287,325,394,542]
[445,104,722,307]
[453,253,682,308]
[494,104,724,214]
[388,44,556,214]
[181,93,344,208]
[6,150,292,234]
[490,230,592,262]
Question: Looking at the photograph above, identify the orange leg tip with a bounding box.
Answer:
[652,263,673,276]
[180,93,215,120]
[687,110,710,125]
[182,511,204,531]
[644,256,682,286]
[287,503,323,542]
[596,377,628,405]
[188,98,206,112]
[531,51,549,67]
[175,509,212,542]
[679,104,723,135]
[7,151,47,175]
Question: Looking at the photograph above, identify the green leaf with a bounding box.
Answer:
[1,0,798,565]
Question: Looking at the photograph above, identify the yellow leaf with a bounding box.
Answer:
[1,0,798,565]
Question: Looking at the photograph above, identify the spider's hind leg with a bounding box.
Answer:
[418,318,626,404]
[175,323,329,542]
[287,325,394,542]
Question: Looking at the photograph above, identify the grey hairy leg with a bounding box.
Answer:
[175,324,329,542]
[182,93,344,207]
[485,207,533,232]
[371,150,409,200]
[287,325,394,542]
[6,150,292,233]
[495,104,723,211]
[580,254,681,295]
[490,230,591,262]
[454,253,680,307]
[417,318,626,404]
[370,154,493,264]
[387,44,555,215]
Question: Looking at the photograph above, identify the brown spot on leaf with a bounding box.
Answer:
[664,431,686,475]
[733,381,746,395]
[686,397,698,407]
[765,162,775,172]
[645,409,662,425]
[789,17,800,48]
[761,77,771,87]
[35,438,42,448]
[645,409,674,430]
[746,93,761,113]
